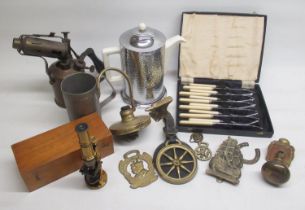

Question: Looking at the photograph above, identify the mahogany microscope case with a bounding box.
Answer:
[176,12,274,137]
[11,113,113,191]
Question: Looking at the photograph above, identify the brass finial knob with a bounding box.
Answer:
[261,138,295,186]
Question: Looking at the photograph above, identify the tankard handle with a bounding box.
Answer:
[96,67,136,110]
[96,74,116,109]
[102,47,123,82]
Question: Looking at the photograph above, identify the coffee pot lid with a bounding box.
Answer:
[119,23,166,52]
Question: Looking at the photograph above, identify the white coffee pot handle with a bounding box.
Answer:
[102,47,123,82]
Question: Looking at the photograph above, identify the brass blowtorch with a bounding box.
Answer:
[12,32,104,108]
[75,123,107,189]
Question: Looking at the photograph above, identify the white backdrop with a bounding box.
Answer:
[0,0,305,210]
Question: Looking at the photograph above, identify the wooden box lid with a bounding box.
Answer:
[179,12,267,83]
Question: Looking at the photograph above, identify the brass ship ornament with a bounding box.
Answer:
[119,150,158,189]
[206,136,260,185]
[146,96,198,184]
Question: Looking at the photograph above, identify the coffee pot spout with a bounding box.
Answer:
[165,35,186,50]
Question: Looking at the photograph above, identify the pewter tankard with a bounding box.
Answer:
[61,72,115,120]
[103,23,185,107]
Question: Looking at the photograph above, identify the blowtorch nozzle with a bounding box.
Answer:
[12,35,70,59]
[12,38,21,49]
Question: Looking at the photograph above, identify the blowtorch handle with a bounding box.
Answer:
[85,48,105,73]
[102,47,123,82]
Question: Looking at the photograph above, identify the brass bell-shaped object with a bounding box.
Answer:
[110,105,151,137]
[97,67,151,139]
[261,138,295,186]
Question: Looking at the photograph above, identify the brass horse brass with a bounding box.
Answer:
[119,150,157,189]
[154,140,197,184]
[189,133,212,161]
[206,136,260,185]
[146,96,198,184]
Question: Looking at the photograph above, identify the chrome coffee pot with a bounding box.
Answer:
[102,23,185,107]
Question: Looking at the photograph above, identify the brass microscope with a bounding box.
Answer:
[75,123,107,189]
